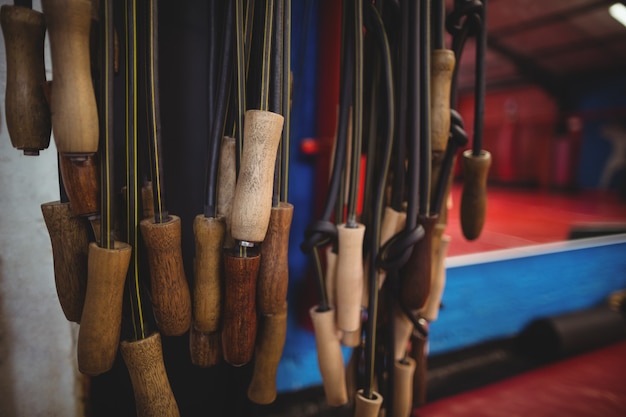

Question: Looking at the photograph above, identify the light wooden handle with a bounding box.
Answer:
[354,390,383,417]
[42,0,99,155]
[192,215,225,333]
[391,358,416,417]
[120,332,180,417]
[41,201,89,323]
[378,207,406,289]
[1,5,51,155]
[258,203,293,314]
[400,215,437,310]
[58,153,100,218]
[222,252,260,366]
[77,241,131,375]
[335,223,366,334]
[231,110,284,243]
[421,234,450,322]
[430,50,455,153]
[140,215,192,336]
[217,136,237,248]
[393,305,413,361]
[189,324,221,368]
[309,306,348,406]
[248,303,288,404]
[460,149,491,240]
[325,246,338,307]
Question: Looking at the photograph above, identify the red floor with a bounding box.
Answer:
[444,183,626,256]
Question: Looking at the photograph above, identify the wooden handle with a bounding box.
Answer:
[192,215,225,333]
[391,358,416,417]
[189,324,222,368]
[393,305,413,361]
[430,50,455,153]
[354,390,383,417]
[231,110,284,243]
[410,335,427,407]
[217,136,237,248]
[460,149,491,240]
[42,0,99,155]
[399,215,437,310]
[0,5,51,155]
[325,246,338,307]
[247,303,288,404]
[120,332,180,417]
[421,234,450,322]
[378,207,406,289]
[77,241,131,375]
[222,251,260,366]
[335,223,366,334]
[41,201,89,323]
[309,306,348,406]
[139,215,192,336]
[142,181,155,219]
[58,153,100,219]
[257,203,293,314]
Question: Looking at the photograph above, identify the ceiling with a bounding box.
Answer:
[451,0,626,104]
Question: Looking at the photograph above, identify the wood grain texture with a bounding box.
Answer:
[222,252,260,366]
[0,5,50,155]
[335,223,366,333]
[189,324,222,368]
[41,201,89,323]
[217,136,237,248]
[58,153,100,218]
[192,215,225,333]
[248,303,288,404]
[430,50,455,153]
[354,389,383,417]
[392,358,416,417]
[231,110,284,243]
[257,203,293,314]
[77,241,131,376]
[309,305,348,406]
[140,215,192,336]
[120,332,180,417]
[460,150,492,241]
[399,215,438,310]
[42,0,99,154]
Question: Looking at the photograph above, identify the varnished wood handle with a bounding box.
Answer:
[222,251,260,366]
[399,215,437,310]
[354,389,383,417]
[217,136,237,248]
[335,223,366,335]
[120,332,180,417]
[231,110,284,243]
[189,324,222,368]
[258,203,293,314]
[421,234,450,321]
[309,306,348,406]
[192,215,225,333]
[410,335,427,407]
[58,153,100,219]
[41,201,89,323]
[0,5,51,155]
[391,358,416,417]
[140,215,192,336]
[77,241,131,375]
[42,0,99,155]
[460,149,491,240]
[248,303,288,404]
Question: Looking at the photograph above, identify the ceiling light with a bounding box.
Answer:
[609,3,626,27]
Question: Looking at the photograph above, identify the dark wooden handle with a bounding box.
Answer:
[42,0,98,155]
[248,303,288,404]
[193,215,225,333]
[58,153,100,219]
[120,332,180,417]
[460,149,492,240]
[258,203,293,314]
[41,201,89,323]
[140,215,192,336]
[0,5,51,155]
[410,335,428,407]
[189,324,222,368]
[77,241,131,376]
[400,214,438,310]
[222,251,260,366]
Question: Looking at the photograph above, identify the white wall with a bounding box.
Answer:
[0,1,81,416]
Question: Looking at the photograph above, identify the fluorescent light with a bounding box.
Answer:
[609,3,626,27]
